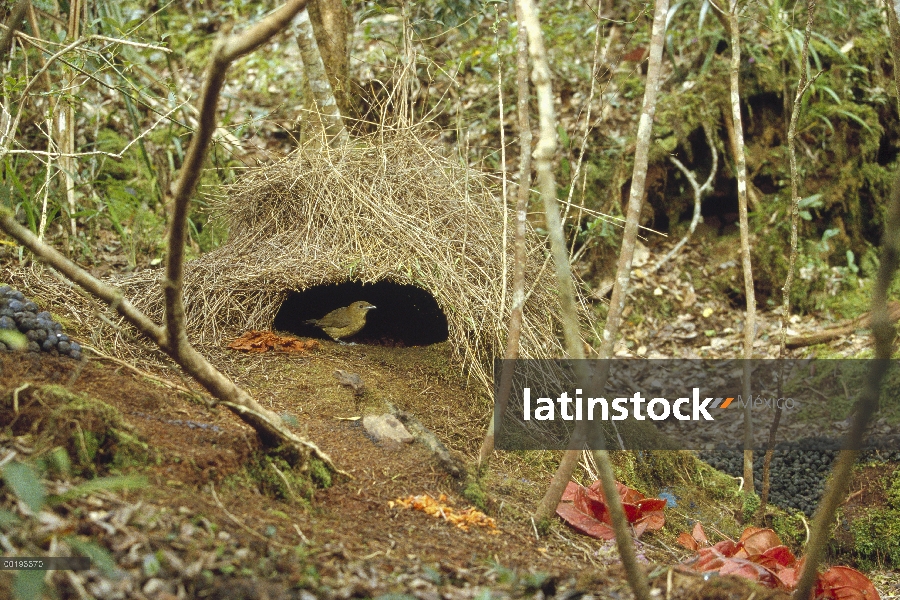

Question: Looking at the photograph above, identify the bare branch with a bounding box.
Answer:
[479,2,531,466]
[760,0,818,523]
[650,124,717,273]
[5,102,186,160]
[165,0,309,355]
[0,212,165,345]
[0,0,346,476]
[727,0,757,493]
[0,36,88,157]
[564,0,606,251]
[791,5,900,589]
[519,1,668,599]
[793,172,900,600]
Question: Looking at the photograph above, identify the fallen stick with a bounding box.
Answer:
[785,301,900,348]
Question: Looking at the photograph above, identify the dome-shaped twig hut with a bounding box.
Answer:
[117,131,584,392]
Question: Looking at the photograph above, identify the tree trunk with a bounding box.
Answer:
[307,0,352,116]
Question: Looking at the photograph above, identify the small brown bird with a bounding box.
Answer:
[304,301,376,342]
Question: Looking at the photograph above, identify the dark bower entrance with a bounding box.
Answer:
[273,281,449,346]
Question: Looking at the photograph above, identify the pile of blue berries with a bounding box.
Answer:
[0,286,82,359]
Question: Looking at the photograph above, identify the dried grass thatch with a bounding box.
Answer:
[23,130,589,392]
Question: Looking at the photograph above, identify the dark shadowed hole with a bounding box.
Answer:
[273,281,449,347]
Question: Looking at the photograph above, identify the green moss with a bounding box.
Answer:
[243,453,330,503]
[850,508,900,569]
[462,477,488,511]
[609,450,748,547]
[741,492,761,524]
[28,385,153,476]
[770,509,807,550]
[887,467,900,511]
[308,458,331,489]
[610,450,698,492]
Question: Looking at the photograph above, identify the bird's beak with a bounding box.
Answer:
[365,305,376,310]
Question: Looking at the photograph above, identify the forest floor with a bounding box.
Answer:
[0,240,899,600]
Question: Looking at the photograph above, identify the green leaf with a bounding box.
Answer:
[658,135,677,152]
[65,536,117,576]
[698,0,711,31]
[799,210,812,221]
[798,193,823,208]
[811,31,846,59]
[815,113,835,134]
[14,570,46,600]
[2,461,46,513]
[835,109,875,135]
[49,447,71,477]
[280,413,299,427]
[819,85,841,104]
[0,509,20,527]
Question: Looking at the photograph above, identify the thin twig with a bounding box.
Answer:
[728,0,756,493]
[82,344,195,396]
[6,102,186,159]
[649,123,717,273]
[210,483,289,548]
[793,3,900,597]
[478,0,529,466]
[761,0,818,521]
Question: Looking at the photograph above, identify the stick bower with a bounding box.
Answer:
[71,132,587,392]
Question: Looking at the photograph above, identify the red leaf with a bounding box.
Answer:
[692,522,709,546]
[693,547,728,572]
[555,502,616,540]
[677,532,699,551]
[777,566,800,590]
[573,485,610,523]
[636,498,668,512]
[620,502,642,523]
[719,557,783,588]
[561,481,580,502]
[816,566,881,600]
[738,526,768,541]
[752,545,797,570]
[737,527,782,557]
[633,519,649,538]
[636,511,665,532]
[561,479,666,538]
[712,539,738,557]
[619,483,645,504]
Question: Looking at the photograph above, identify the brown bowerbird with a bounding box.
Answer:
[304,301,376,342]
